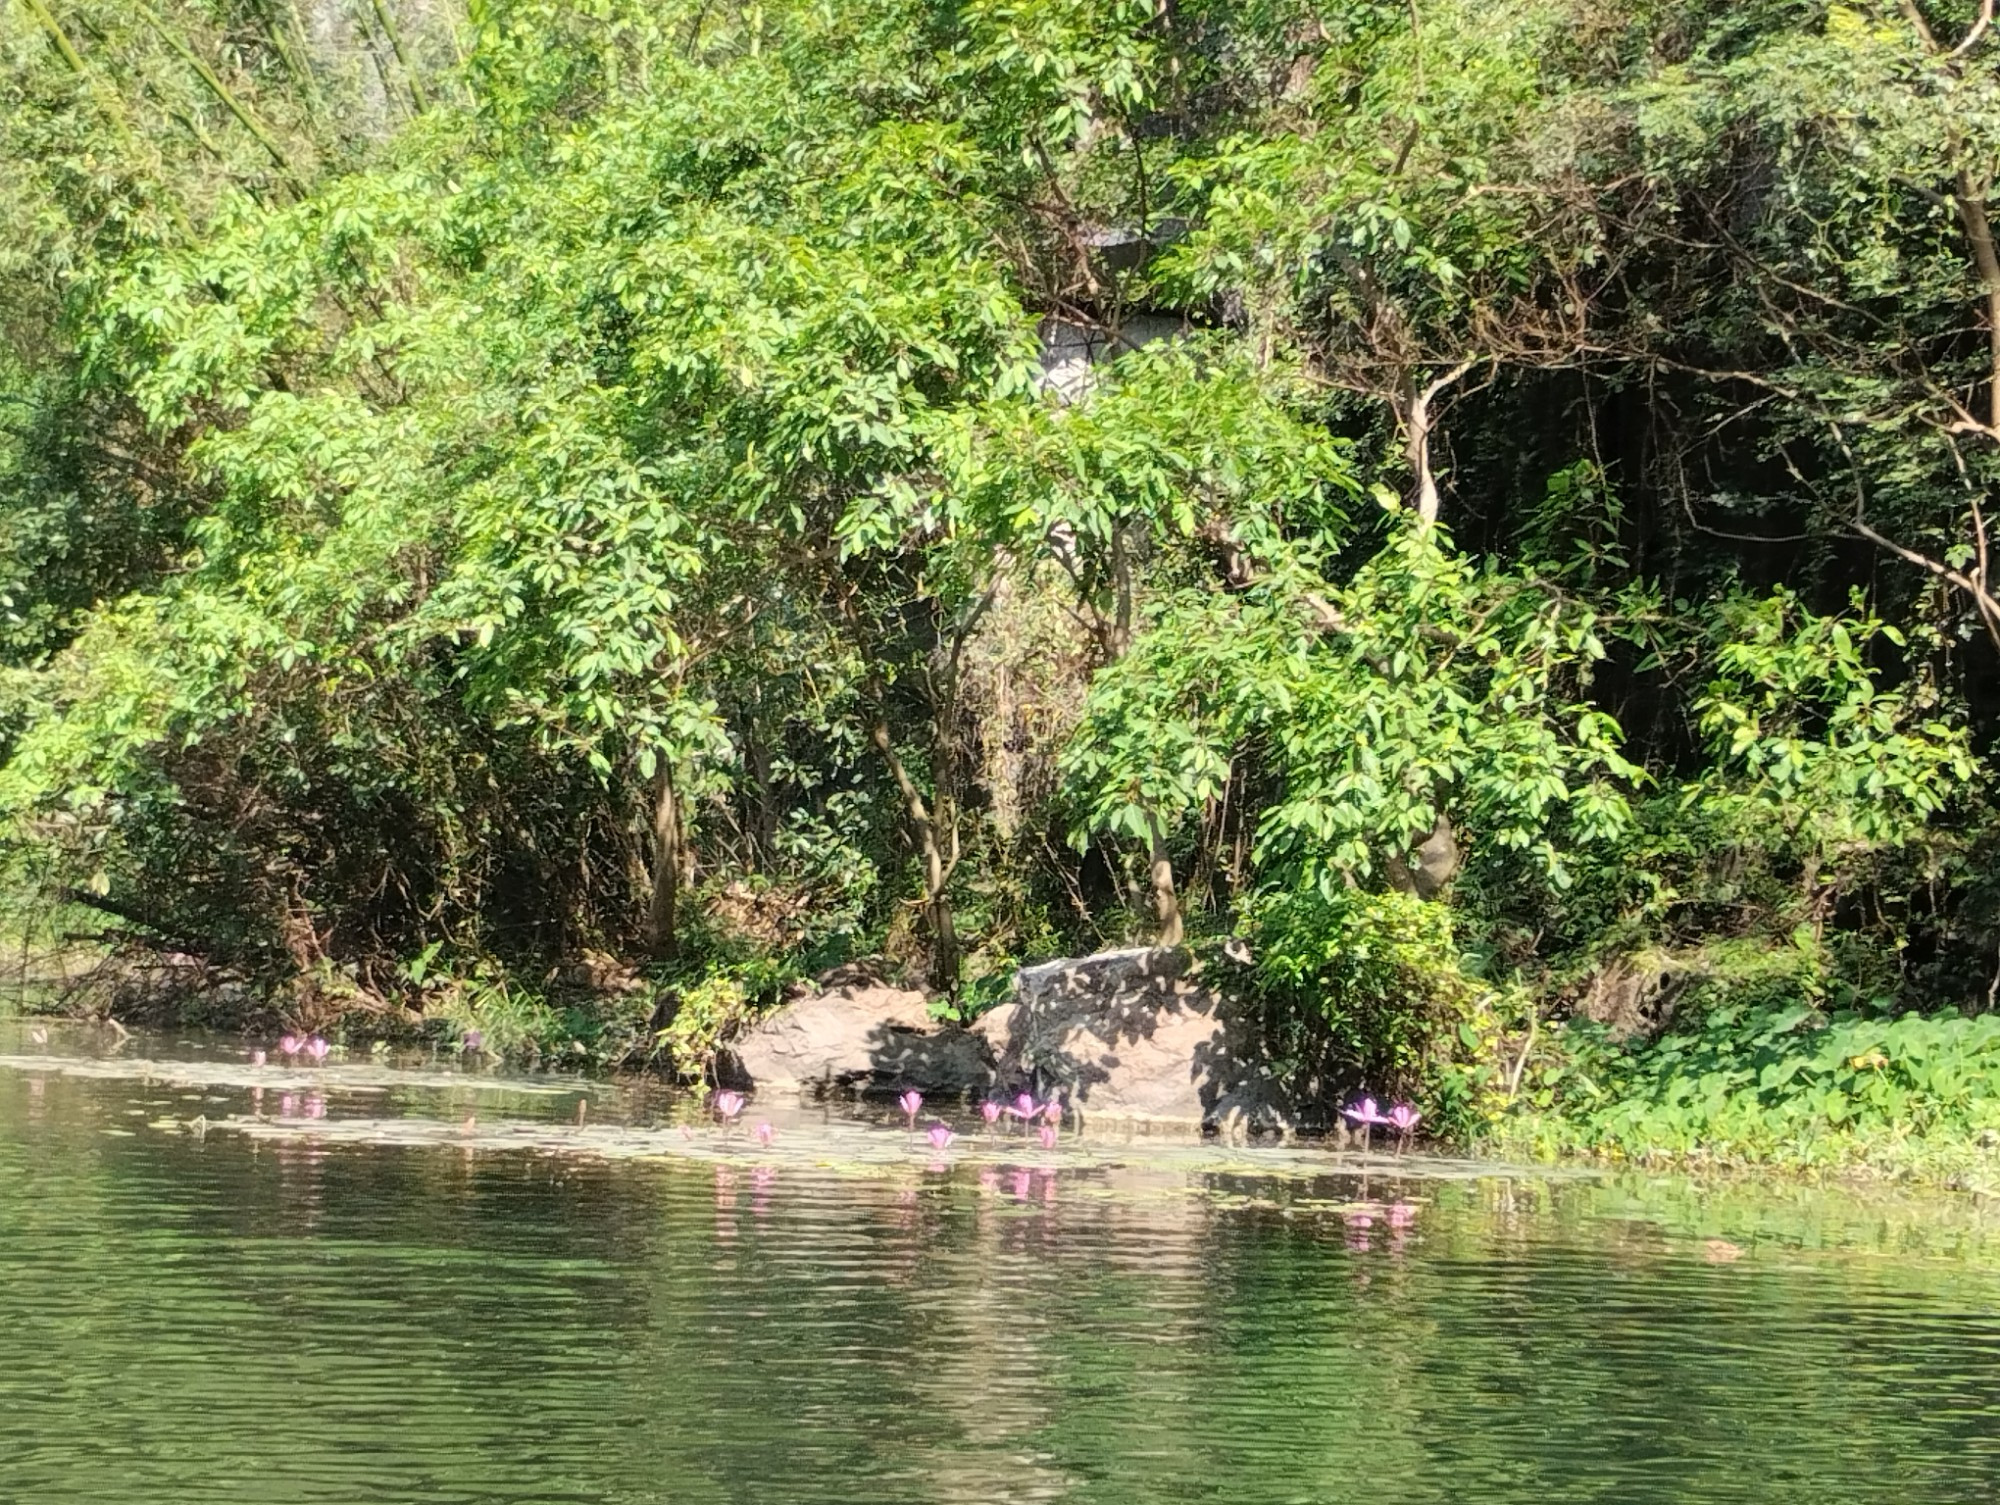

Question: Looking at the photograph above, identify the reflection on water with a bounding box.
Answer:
[2,1031,2000,1503]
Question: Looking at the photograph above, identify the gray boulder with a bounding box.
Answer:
[972,947,1290,1135]
[716,983,993,1097]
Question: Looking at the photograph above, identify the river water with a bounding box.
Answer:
[3,1025,1999,1503]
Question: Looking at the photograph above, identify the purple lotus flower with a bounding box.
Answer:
[898,1089,923,1126]
[1007,1091,1037,1121]
[1038,1124,1058,1150]
[927,1123,955,1151]
[980,1100,1002,1125]
[1388,1102,1421,1134]
[305,1037,330,1064]
[1342,1097,1390,1127]
[279,1034,301,1057]
[714,1090,746,1121]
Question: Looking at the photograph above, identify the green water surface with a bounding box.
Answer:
[2,1024,1998,1503]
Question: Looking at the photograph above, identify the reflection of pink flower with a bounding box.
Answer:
[714,1090,746,1120]
[1388,1201,1417,1229]
[755,1122,774,1147]
[1038,1125,1057,1150]
[927,1123,955,1151]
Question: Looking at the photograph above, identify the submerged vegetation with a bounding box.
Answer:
[3,0,2000,1171]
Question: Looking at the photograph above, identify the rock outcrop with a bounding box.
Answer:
[1576,954,1688,1042]
[973,947,1290,1134]
[715,982,992,1096]
[718,947,1290,1134]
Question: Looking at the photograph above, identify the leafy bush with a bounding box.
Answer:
[1247,885,1504,1135]
[1513,1003,2000,1170]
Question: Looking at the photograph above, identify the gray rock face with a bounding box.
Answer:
[719,948,1290,1132]
[716,984,993,1097]
[973,947,1290,1134]
[1577,955,1688,1042]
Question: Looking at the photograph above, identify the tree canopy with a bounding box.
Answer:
[3,0,1996,1119]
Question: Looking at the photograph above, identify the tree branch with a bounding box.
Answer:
[1947,0,1995,60]
[1853,520,2000,651]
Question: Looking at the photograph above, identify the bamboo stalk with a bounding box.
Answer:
[363,0,429,114]
[135,3,305,191]
[19,0,87,74]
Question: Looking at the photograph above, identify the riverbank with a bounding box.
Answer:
[11,932,2000,1196]
[1489,1002,2000,1197]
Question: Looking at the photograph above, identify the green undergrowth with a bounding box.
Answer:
[1496,1002,2000,1193]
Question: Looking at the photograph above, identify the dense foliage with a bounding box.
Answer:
[4,0,1998,1135]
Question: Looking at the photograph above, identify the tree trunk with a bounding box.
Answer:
[1147,811,1183,947]
[644,762,681,961]
[1954,179,2000,431]
[1105,520,1136,659]
[870,717,959,991]
[1403,360,1476,526]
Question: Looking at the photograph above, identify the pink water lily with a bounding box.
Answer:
[278,1034,301,1057]
[1006,1091,1038,1122]
[1342,1095,1390,1151]
[927,1123,955,1151]
[1041,1099,1063,1126]
[714,1090,747,1121]
[980,1100,1002,1126]
[305,1037,330,1064]
[249,1049,267,1067]
[898,1089,924,1127]
[1387,1102,1421,1134]
[462,1029,484,1054]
